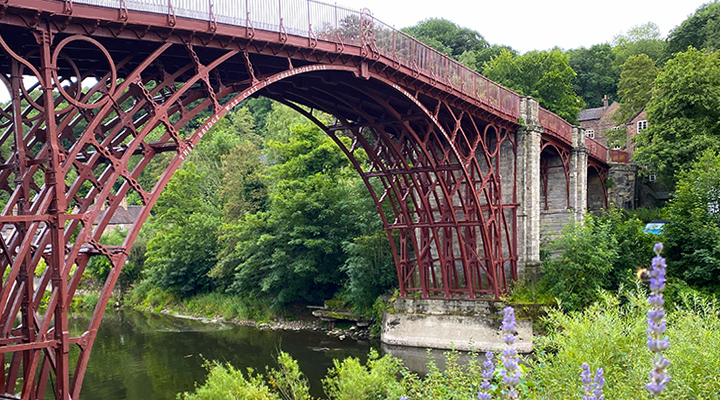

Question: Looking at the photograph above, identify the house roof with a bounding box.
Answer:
[624,106,646,125]
[578,106,607,122]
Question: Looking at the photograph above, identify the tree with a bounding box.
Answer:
[457,45,518,72]
[541,215,619,311]
[144,163,221,297]
[402,19,488,58]
[568,43,619,108]
[483,49,584,123]
[634,48,720,185]
[664,150,720,291]
[216,122,377,306]
[141,107,256,297]
[613,54,658,124]
[667,2,720,54]
[612,22,667,66]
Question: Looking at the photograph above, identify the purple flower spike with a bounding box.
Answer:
[581,363,605,400]
[654,242,664,256]
[501,306,520,399]
[400,397,407,400]
[478,351,494,400]
[646,243,670,397]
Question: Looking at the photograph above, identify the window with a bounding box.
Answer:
[612,126,620,131]
[585,129,595,139]
[649,174,656,182]
[637,120,648,131]
[612,145,622,150]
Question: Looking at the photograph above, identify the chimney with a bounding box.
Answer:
[603,95,609,108]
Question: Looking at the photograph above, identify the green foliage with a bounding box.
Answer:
[507,280,555,305]
[87,228,127,282]
[267,352,313,400]
[541,215,619,311]
[185,292,273,321]
[567,44,619,108]
[668,2,720,54]
[402,19,488,58]
[612,22,667,66]
[341,231,397,312]
[220,141,268,221]
[483,49,584,123]
[145,211,220,297]
[457,45,518,72]
[179,362,280,400]
[540,210,655,311]
[664,151,720,290]
[71,292,100,311]
[630,206,664,223]
[614,54,658,124]
[323,349,403,400]
[634,48,720,185]
[216,122,379,307]
[528,290,720,399]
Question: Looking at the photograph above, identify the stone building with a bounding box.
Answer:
[578,96,648,159]
[577,96,619,148]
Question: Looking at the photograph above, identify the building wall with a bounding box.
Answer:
[579,102,620,148]
[624,110,647,159]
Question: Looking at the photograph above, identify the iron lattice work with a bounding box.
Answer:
[0,0,614,398]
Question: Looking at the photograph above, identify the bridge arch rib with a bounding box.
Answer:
[0,0,627,396]
[0,19,522,397]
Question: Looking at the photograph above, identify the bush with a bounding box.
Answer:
[341,231,397,312]
[664,150,720,290]
[323,349,403,400]
[179,362,279,400]
[541,216,618,311]
[540,210,655,311]
[527,289,720,399]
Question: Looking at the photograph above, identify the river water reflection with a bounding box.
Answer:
[68,310,379,400]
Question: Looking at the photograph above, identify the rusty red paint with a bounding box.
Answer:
[0,1,624,398]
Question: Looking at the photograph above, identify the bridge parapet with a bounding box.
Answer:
[586,137,608,162]
[68,0,625,164]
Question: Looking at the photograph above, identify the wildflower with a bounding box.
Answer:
[581,363,604,400]
[478,351,494,399]
[646,242,670,397]
[500,306,520,399]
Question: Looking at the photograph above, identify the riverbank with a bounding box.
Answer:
[118,288,375,340]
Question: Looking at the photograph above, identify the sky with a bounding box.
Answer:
[346,0,710,53]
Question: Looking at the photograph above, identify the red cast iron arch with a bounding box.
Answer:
[0,0,619,397]
[0,27,519,398]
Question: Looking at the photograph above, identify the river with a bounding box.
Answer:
[68,309,379,400]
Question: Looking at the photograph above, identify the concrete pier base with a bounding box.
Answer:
[381,299,533,353]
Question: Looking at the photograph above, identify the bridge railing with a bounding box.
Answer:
[70,0,620,163]
[586,137,608,162]
[71,0,522,119]
[538,108,572,145]
[609,149,629,163]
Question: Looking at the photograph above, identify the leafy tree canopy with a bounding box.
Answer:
[634,48,720,186]
[667,1,720,54]
[483,48,584,123]
[613,54,658,124]
[612,22,667,66]
[568,43,619,108]
[402,18,488,58]
[664,150,720,290]
[215,121,376,306]
[457,45,518,72]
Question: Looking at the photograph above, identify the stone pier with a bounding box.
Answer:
[381,298,533,353]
